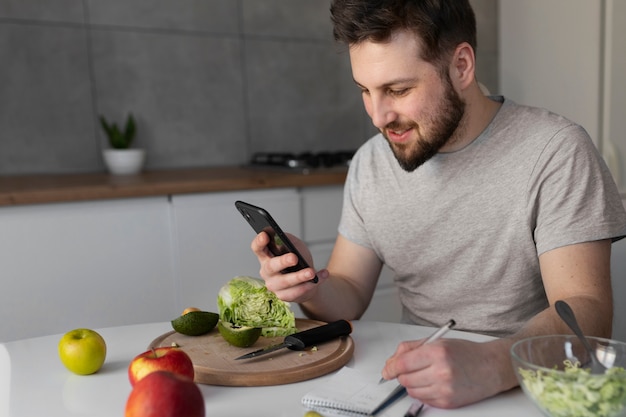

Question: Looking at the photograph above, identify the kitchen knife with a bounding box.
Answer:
[235,319,352,360]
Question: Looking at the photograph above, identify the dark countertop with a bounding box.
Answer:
[0,166,347,206]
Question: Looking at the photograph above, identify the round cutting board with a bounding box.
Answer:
[148,319,354,386]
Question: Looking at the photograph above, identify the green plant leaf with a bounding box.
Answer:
[99,114,137,149]
[109,125,125,149]
[123,114,136,148]
[99,116,114,139]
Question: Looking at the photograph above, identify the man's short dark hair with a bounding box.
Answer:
[330,0,477,71]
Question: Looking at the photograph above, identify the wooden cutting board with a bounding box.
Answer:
[148,319,354,386]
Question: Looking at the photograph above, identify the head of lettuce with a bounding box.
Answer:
[217,276,297,337]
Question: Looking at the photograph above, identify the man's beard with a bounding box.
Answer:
[383,74,466,172]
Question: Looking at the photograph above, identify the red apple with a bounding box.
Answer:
[128,347,194,386]
[125,370,205,417]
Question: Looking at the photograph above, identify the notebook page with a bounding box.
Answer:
[301,367,403,416]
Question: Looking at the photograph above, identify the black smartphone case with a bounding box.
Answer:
[235,200,319,283]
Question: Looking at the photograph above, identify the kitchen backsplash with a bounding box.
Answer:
[0,0,498,175]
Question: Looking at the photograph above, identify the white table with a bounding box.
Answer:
[0,320,542,417]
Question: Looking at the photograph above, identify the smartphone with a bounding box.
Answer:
[235,200,318,283]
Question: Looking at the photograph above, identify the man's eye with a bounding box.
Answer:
[389,88,409,97]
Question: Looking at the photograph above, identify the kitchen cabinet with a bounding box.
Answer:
[0,197,176,342]
[301,185,344,244]
[0,185,402,342]
[170,188,302,314]
[499,0,626,341]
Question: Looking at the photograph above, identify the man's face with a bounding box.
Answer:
[349,30,466,172]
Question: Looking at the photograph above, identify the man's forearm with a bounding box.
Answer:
[513,295,612,341]
[299,273,371,322]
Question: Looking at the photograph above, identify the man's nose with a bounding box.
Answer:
[367,95,396,130]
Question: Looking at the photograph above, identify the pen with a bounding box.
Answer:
[379,319,456,383]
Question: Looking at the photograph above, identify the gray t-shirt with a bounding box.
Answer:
[338,97,626,337]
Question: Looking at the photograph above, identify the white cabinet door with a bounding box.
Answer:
[0,197,176,342]
[170,188,301,313]
[301,185,344,243]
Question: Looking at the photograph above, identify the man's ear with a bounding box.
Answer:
[450,42,476,89]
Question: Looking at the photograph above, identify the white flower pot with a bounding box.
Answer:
[102,149,146,175]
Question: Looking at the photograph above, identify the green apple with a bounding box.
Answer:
[58,328,107,375]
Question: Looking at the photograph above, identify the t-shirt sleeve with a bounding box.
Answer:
[527,124,626,255]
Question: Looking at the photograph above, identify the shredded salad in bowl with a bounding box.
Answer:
[518,360,626,417]
[512,335,626,417]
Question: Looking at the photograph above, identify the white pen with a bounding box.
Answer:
[423,319,456,344]
[379,319,456,384]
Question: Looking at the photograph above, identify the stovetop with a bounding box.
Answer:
[248,151,355,171]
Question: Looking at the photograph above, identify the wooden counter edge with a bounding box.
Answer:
[0,167,347,207]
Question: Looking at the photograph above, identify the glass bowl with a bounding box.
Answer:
[511,335,626,417]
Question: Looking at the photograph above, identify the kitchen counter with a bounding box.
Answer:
[0,166,347,206]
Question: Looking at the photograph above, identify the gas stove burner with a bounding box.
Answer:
[250,151,355,170]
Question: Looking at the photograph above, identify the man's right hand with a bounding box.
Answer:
[250,231,328,303]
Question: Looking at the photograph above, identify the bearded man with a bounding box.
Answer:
[251,0,626,408]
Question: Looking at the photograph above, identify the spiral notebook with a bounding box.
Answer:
[301,367,405,417]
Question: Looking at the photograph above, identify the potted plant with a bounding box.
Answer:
[100,113,146,175]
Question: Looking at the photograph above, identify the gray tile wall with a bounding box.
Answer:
[0,0,498,175]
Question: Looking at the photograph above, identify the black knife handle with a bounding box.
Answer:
[285,319,352,350]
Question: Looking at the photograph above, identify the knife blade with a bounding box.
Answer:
[235,319,352,360]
